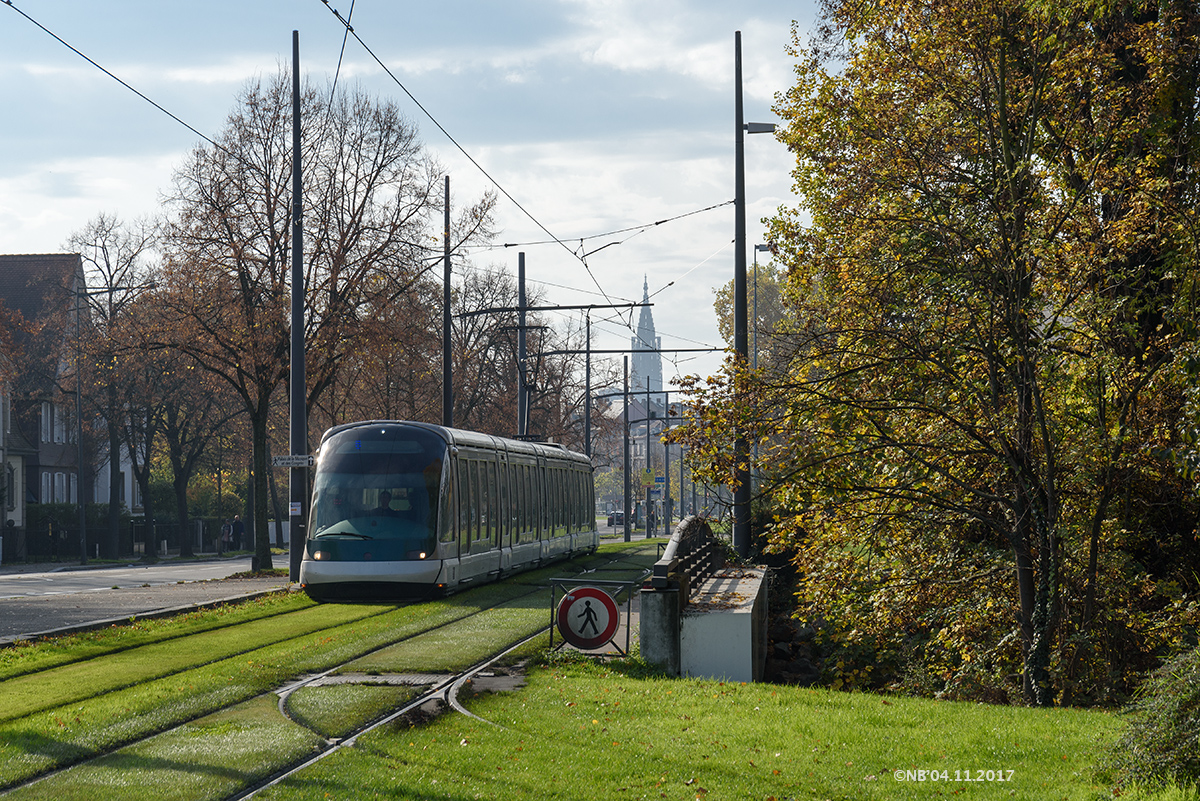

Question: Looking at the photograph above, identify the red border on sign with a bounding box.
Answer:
[557,586,620,650]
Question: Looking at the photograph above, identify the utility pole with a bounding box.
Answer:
[732,32,777,558]
[664,412,671,537]
[287,30,307,581]
[463,292,655,449]
[443,175,453,428]
[733,30,751,559]
[645,384,652,538]
[585,310,591,458]
[517,253,527,438]
[623,356,631,543]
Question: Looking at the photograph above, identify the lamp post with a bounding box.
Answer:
[74,283,86,564]
[733,31,776,558]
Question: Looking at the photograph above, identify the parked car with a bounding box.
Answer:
[607,511,625,527]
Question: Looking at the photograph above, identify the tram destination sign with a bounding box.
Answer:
[271,455,314,468]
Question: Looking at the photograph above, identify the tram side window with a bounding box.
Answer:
[554,468,564,536]
[586,470,595,527]
[517,464,529,542]
[581,470,590,529]
[500,460,512,542]
[538,464,547,537]
[574,470,582,532]
[440,463,456,543]
[490,461,501,542]
[564,469,573,532]
[546,468,556,535]
[464,460,477,542]
[477,461,489,542]
[573,470,583,532]
[525,465,535,542]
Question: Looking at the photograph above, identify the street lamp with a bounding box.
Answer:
[733,30,777,558]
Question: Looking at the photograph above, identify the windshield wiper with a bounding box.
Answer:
[314,531,373,540]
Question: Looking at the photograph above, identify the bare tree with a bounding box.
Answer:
[158,72,487,568]
[66,213,157,558]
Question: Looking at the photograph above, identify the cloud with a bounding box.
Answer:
[0,154,176,253]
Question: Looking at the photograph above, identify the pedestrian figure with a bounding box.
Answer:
[231,515,244,550]
[220,519,232,554]
[577,599,599,636]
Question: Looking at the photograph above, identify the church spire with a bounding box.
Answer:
[631,274,663,396]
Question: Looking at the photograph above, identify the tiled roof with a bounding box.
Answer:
[0,254,84,394]
[0,254,83,325]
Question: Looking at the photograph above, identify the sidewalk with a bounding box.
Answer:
[0,552,253,576]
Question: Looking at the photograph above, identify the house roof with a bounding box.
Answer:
[0,254,84,327]
[0,254,85,393]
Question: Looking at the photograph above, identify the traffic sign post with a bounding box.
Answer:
[549,578,637,656]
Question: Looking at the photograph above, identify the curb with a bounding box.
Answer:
[0,585,294,648]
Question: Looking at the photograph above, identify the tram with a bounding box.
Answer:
[298,420,597,600]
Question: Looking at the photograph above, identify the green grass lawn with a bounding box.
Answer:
[0,591,312,681]
[257,657,1128,801]
[0,547,651,792]
[4,541,1140,801]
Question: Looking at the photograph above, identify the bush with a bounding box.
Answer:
[1107,645,1200,792]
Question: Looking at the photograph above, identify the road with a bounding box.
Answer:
[0,558,289,643]
[0,558,256,599]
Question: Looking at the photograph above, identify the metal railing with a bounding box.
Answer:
[647,515,723,603]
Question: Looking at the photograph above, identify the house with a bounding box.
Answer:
[0,254,90,560]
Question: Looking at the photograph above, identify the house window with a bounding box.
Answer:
[70,472,78,504]
[42,402,52,442]
[42,471,51,503]
[5,464,14,511]
[54,472,66,503]
[53,404,65,444]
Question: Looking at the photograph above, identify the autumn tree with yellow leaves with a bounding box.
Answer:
[675,0,1200,705]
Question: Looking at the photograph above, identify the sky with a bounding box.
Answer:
[0,0,814,391]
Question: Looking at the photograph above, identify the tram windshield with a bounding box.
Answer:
[308,426,446,556]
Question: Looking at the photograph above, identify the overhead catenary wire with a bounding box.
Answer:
[465,199,735,253]
[6,0,732,375]
[315,0,622,316]
[326,0,355,109]
[2,0,221,154]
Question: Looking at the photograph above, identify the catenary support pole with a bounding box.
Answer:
[623,356,631,543]
[288,30,307,581]
[518,253,527,438]
[732,30,751,558]
[585,310,591,458]
[443,175,453,428]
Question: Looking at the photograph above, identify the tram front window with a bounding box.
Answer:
[308,427,445,560]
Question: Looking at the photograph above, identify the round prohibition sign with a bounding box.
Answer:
[557,586,620,650]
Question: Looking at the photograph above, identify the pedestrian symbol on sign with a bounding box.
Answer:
[556,586,620,650]
[577,600,600,635]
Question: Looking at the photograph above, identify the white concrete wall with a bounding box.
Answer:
[679,568,768,683]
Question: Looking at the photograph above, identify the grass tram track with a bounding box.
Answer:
[0,541,657,799]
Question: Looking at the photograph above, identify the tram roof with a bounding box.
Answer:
[318,420,590,465]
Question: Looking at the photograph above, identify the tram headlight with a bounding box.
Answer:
[313,550,330,561]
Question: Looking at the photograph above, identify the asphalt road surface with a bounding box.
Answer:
[0,558,257,598]
[0,559,291,643]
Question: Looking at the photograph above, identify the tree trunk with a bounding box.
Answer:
[251,405,273,571]
[107,416,122,558]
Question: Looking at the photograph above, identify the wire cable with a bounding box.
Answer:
[316,0,620,312]
[2,0,220,153]
[326,0,355,109]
